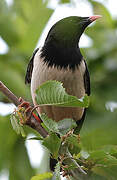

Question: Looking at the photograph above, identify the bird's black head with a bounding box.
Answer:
[41,15,101,69]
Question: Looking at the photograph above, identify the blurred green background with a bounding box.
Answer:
[0,0,117,179]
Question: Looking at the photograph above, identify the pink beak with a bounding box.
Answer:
[89,15,102,22]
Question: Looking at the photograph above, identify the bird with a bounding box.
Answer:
[25,15,101,134]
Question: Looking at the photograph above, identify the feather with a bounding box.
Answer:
[25,48,39,84]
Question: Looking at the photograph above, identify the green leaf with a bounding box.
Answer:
[42,133,61,159]
[57,118,77,136]
[92,165,117,179]
[59,0,70,4]
[27,137,43,141]
[35,80,89,108]
[31,172,52,180]
[9,137,35,180]
[66,135,81,155]
[0,115,34,179]
[92,1,113,28]
[88,149,117,166]
[40,113,59,133]
[0,61,28,99]
[80,150,90,159]
[40,113,77,135]
[52,162,61,180]
[102,145,117,158]
[10,112,26,137]
[13,0,53,53]
[85,147,117,178]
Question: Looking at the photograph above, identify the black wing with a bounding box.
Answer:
[25,48,39,84]
[84,60,90,96]
[75,60,90,134]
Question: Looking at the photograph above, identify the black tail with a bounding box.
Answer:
[50,157,58,171]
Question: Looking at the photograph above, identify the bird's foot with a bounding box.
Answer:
[18,97,41,124]
[17,97,32,124]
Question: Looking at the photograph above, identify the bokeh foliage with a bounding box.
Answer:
[0,0,117,179]
[0,0,53,179]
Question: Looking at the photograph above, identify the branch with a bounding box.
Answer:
[0,81,48,138]
[0,81,20,106]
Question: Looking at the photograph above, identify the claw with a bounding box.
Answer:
[19,98,30,109]
[19,97,24,103]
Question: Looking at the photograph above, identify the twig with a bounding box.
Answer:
[63,149,87,177]
[0,81,48,138]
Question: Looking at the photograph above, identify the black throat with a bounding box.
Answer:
[40,40,83,70]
